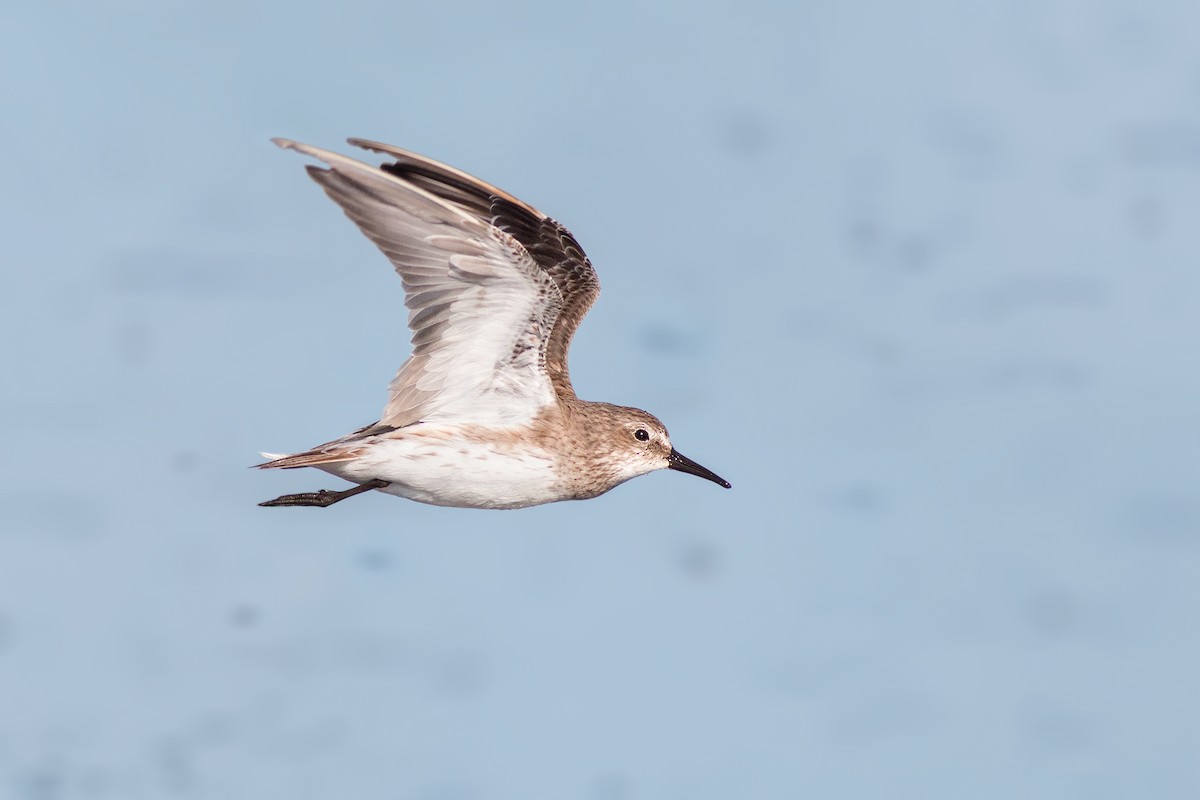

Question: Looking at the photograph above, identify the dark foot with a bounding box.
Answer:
[259,479,389,508]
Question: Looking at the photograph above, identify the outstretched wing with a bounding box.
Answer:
[347,139,601,407]
[275,139,600,429]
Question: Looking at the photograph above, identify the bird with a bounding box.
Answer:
[258,138,730,509]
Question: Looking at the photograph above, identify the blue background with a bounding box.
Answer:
[3,1,1199,797]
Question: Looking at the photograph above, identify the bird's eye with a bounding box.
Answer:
[634,428,650,442]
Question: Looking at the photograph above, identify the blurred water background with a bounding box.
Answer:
[3,1,1199,797]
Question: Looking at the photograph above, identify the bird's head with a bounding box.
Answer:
[581,404,731,493]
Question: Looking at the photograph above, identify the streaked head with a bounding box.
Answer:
[585,404,731,491]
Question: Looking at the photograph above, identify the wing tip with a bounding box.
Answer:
[272,138,333,165]
[346,137,428,161]
[347,136,384,152]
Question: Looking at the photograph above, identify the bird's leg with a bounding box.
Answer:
[259,479,389,508]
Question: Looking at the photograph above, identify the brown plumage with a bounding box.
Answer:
[257,139,729,509]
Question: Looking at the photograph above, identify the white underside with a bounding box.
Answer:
[313,431,565,509]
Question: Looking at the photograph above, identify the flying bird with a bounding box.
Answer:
[258,138,730,509]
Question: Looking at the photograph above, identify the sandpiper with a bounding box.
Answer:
[258,138,730,509]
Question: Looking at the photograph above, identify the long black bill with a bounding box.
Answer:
[667,449,731,489]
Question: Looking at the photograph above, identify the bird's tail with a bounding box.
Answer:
[254,449,362,469]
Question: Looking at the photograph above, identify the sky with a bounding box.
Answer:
[2,1,1199,798]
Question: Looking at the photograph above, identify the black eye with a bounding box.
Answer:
[634,428,650,442]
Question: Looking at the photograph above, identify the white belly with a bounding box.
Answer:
[316,431,565,509]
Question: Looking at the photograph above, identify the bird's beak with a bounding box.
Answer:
[667,449,731,489]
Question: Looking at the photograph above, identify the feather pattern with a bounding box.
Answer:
[347,139,601,402]
[273,139,601,433]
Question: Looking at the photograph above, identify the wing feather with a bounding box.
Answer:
[275,138,563,427]
[345,139,601,398]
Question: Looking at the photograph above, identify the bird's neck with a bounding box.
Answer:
[549,398,628,500]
